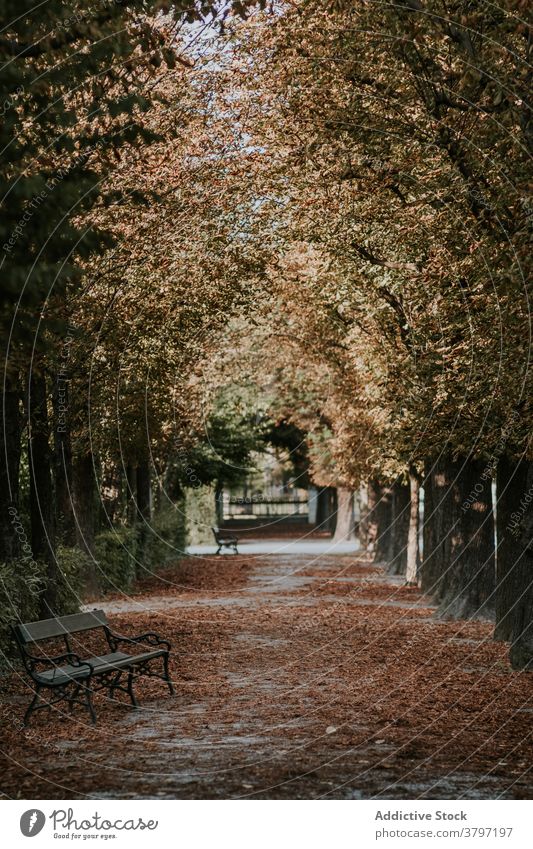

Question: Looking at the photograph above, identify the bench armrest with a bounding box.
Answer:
[106,629,171,652]
[25,651,83,666]
[23,652,94,678]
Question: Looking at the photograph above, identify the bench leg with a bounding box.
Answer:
[163,654,174,695]
[108,671,123,700]
[67,683,81,713]
[23,686,42,727]
[127,670,139,708]
[83,684,97,724]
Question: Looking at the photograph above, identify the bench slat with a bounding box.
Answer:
[35,649,166,685]
[15,609,109,643]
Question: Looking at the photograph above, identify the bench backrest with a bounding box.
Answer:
[212,527,220,541]
[13,609,109,645]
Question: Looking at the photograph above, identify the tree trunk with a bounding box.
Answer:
[136,461,151,522]
[422,454,495,619]
[505,460,533,669]
[316,487,328,529]
[388,479,410,574]
[445,456,495,619]
[72,451,99,595]
[421,455,453,600]
[406,468,420,585]
[356,485,368,550]
[316,486,337,534]
[328,487,338,534]
[27,373,57,615]
[333,487,355,542]
[125,463,137,525]
[494,455,530,641]
[374,482,393,563]
[215,483,224,525]
[0,377,22,561]
[52,376,75,545]
[101,462,121,527]
[135,460,151,570]
[365,479,380,554]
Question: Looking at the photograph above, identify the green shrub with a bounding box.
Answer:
[143,503,186,570]
[0,558,43,658]
[56,545,90,613]
[185,486,217,546]
[93,527,138,593]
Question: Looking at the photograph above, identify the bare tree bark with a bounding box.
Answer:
[333,487,355,542]
[356,485,368,550]
[406,468,420,585]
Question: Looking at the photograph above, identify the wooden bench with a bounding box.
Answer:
[12,609,173,726]
[212,527,239,554]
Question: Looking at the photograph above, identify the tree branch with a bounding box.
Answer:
[352,242,421,273]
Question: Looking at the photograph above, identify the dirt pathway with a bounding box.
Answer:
[1,551,532,799]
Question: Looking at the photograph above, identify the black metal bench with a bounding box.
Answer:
[12,609,173,726]
[211,527,239,554]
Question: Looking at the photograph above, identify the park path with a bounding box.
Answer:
[1,545,532,799]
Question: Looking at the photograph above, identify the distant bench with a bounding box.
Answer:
[12,610,173,726]
[211,527,239,555]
